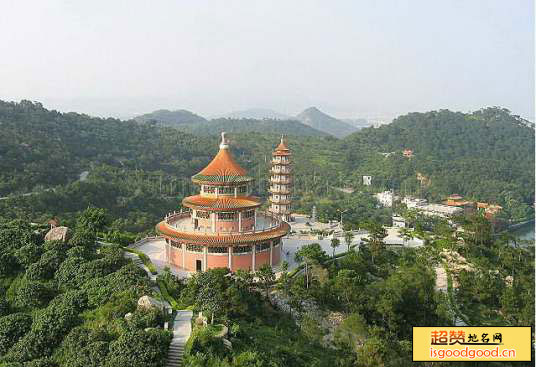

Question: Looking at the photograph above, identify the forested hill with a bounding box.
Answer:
[0,100,339,230]
[341,108,535,218]
[176,118,327,137]
[343,108,534,159]
[134,109,207,126]
[0,100,214,195]
[0,101,533,228]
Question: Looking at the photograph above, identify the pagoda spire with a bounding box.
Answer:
[219,131,229,149]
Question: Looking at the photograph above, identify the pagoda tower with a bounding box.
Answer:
[156,132,289,272]
[269,136,293,222]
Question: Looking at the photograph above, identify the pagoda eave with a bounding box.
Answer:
[156,219,290,246]
[269,198,291,205]
[182,195,262,211]
[268,189,291,194]
[192,175,254,186]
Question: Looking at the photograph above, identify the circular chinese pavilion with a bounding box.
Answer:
[156,132,290,272]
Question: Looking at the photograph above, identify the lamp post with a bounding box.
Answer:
[338,209,349,229]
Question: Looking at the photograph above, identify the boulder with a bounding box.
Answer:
[137,295,165,311]
[44,226,71,243]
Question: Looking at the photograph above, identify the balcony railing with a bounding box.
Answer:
[271,168,292,174]
[269,187,291,194]
[271,178,292,184]
[163,211,285,236]
[272,159,291,165]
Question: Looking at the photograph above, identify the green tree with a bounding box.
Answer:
[334,313,368,353]
[256,264,275,298]
[330,237,340,257]
[362,222,387,265]
[105,329,171,367]
[77,207,110,233]
[344,231,355,252]
[0,313,33,355]
[12,279,53,309]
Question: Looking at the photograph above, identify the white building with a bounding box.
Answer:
[362,176,372,186]
[403,196,462,218]
[392,215,406,228]
[375,190,398,207]
[402,196,428,208]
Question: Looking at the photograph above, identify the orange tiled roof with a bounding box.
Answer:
[197,148,247,177]
[155,219,290,246]
[273,136,291,156]
[192,133,253,184]
[182,195,261,211]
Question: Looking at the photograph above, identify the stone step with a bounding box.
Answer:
[166,360,183,366]
[167,359,182,363]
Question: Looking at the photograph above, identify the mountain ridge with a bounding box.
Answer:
[134,109,207,126]
[296,107,358,138]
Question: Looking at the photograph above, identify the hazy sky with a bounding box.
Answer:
[1,0,533,120]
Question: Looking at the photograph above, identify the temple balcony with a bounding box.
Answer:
[269,187,291,194]
[270,167,292,174]
[163,211,282,235]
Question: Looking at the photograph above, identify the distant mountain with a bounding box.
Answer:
[296,107,358,138]
[342,118,373,129]
[214,108,292,120]
[176,118,327,137]
[134,109,206,126]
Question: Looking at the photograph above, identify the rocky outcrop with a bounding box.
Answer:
[44,226,70,242]
[137,295,166,311]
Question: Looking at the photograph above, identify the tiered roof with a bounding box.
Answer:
[273,136,291,156]
[192,132,253,185]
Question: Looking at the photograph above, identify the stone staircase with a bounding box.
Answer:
[165,310,193,367]
[166,340,185,367]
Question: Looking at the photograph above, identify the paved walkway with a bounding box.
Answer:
[166,310,193,367]
[134,238,191,279]
[122,250,156,281]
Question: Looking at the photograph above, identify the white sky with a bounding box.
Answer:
[0,0,533,120]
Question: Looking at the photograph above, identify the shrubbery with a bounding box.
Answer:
[0,214,170,366]
[0,313,33,355]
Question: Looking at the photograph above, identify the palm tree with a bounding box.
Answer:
[362,222,387,265]
[344,231,355,252]
[331,237,341,257]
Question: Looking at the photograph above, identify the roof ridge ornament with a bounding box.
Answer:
[220,131,229,149]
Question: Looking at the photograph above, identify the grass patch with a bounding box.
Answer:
[156,279,180,310]
[122,247,158,275]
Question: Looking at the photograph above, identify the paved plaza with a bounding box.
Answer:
[133,214,423,278]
